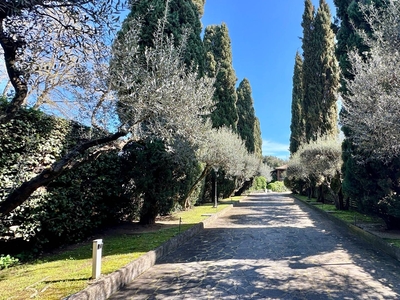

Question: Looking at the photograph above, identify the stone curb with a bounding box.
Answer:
[63,204,234,300]
[292,195,400,262]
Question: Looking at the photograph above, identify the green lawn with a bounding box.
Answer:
[0,201,238,300]
[294,194,384,225]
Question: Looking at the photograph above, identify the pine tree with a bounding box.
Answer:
[120,0,205,73]
[289,52,305,154]
[203,23,238,130]
[236,78,256,154]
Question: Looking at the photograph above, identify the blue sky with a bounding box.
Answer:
[201,0,336,159]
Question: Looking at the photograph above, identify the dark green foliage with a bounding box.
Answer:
[121,138,201,224]
[267,181,287,192]
[262,156,286,168]
[290,52,305,154]
[191,0,205,17]
[253,118,263,158]
[29,151,125,247]
[122,0,205,73]
[204,23,238,130]
[341,126,400,229]
[334,0,386,93]
[0,102,125,251]
[252,176,267,191]
[334,0,399,227]
[302,0,339,142]
[236,78,256,154]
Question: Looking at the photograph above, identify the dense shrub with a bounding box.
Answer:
[267,181,287,192]
[120,138,202,224]
[252,176,267,191]
[0,102,126,251]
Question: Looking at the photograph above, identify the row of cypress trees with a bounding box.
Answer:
[290,0,400,228]
[290,0,339,155]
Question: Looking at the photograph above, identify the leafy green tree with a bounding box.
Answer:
[236,78,257,154]
[263,156,287,169]
[120,0,205,74]
[303,0,339,142]
[0,16,215,216]
[286,136,344,208]
[204,23,238,129]
[121,138,199,225]
[334,0,393,226]
[340,1,400,229]
[290,52,305,154]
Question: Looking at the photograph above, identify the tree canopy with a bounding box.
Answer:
[204,23,239,130]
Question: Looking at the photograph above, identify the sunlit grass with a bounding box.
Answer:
[293,194,384,224]
[385,239,400,248]
[0,200,238,300]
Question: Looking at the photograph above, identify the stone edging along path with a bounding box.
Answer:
[292,195,400,262]
[63,204,234,300]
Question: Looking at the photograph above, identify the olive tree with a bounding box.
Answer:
[286,136,344,209]
[340,0,400,163]
[183,126,260,208]
[0,12,215,216]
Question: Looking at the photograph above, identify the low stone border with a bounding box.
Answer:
[63,204,233,300]
[292,195,400,262]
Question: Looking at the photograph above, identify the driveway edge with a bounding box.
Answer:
[292,195,400,262]
[63,204,233,300]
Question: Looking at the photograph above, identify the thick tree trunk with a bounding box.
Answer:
[0,20,28,123]
[234,178,253,196]
[0,131,127,216]
[317,185,325,203]
[183,164,212,209]
[139,196,158,225]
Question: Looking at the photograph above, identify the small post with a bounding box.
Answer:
[92,239,103,279]
[179,217,182,233]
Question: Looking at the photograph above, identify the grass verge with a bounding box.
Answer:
[0,200,239,300]
[294,195,384,225]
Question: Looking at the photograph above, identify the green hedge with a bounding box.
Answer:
[267,181,287,192]
[0,101,125,251]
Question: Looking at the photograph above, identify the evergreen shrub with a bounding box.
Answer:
[267,181,287,192]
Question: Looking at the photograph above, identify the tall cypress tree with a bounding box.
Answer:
[203,23,238,130]
[334,0,386,93]
[302,0,339,142]
[301,0,317,142]
[290,52,305,154]
[236,78,256,154]
[254,117,263,158]
[313,0,339,138]
[191,0,206,18]
[120,0,205,74]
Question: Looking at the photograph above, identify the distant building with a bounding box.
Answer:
[272,165,287,181]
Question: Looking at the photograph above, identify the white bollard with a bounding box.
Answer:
[92,239,103,279]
